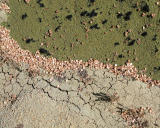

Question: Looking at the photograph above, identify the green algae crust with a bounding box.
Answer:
[2,0,160,80]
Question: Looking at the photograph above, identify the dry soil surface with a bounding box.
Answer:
[0,58,160,128]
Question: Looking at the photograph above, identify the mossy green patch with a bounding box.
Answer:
[2,0,160,80]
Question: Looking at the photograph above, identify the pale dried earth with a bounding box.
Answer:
[0,1,160,128]
[0,56,160,128]
[0,0,8,24]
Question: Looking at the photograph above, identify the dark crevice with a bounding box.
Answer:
[55,26,61,32]
[21,13,27,20]
[141,32,147,37]
[92,92,112,102]
[66,15,73,21]
[117,13,123,19]
[37,0,45,8]
[90,24,100,29]
[89,0,96,3]
[118,54,124,58]
[124,11,132,21]
[128,40,136,46]
[141,2,149,12]
[25,38,36,44]
[80,9,98,18]
[152,34,157,41]
[38,18,42,22]
[39,48,51,56]
[102,19,107,24]
[114,42,120,46]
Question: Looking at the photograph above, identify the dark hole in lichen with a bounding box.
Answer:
[55,26,61,32]
[128,40,135,46]
[37,0,42,3]
[80,9,98,17]
[114,42,120,46]
[118,54,124,58]
[21,13,27,20]
[80,11,88,16]
[90,24,100,29]
[154,46,158,53]
[25,38,35,43]
[117,13,123,19]
[39,3,45,7]
[37,0,45,7]
[88,9,98,17]
[89,0,96,3]
[66,15,72,21]
[102,19,107,24]
[38,18,42,22]
[124,11,132,21]
[39,48,51,56]
[141,32,147,37]
[154,66,160,71]
[146,14,152,18]
[152,34,157,41]
[116,0,125,2]
[141,2,149,12]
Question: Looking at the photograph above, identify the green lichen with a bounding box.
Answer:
[3,0,160,80]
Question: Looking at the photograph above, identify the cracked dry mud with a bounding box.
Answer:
[0,59,160,128]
